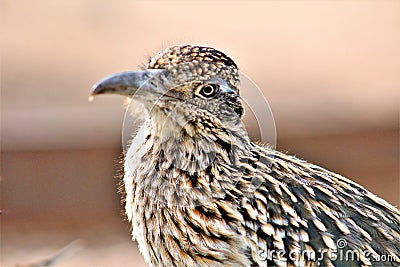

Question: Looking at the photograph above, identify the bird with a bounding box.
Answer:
[90,45,400,267]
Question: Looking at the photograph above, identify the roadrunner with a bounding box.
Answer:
[90,45,400,267]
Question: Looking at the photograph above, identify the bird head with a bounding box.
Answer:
[91,45,254,203]
[91,45,248,143]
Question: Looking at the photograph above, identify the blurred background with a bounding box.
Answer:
[1,1,399,266]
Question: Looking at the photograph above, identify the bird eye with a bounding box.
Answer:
[197,84,220,98]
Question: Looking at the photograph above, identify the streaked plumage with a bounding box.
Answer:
[91,45,400,267]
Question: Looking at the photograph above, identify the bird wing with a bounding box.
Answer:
[236,144,400,267]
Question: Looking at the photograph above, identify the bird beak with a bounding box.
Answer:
[90,69,164,97]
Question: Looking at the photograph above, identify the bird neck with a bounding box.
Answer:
[144,113,252,167]
[124,115,252,211]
